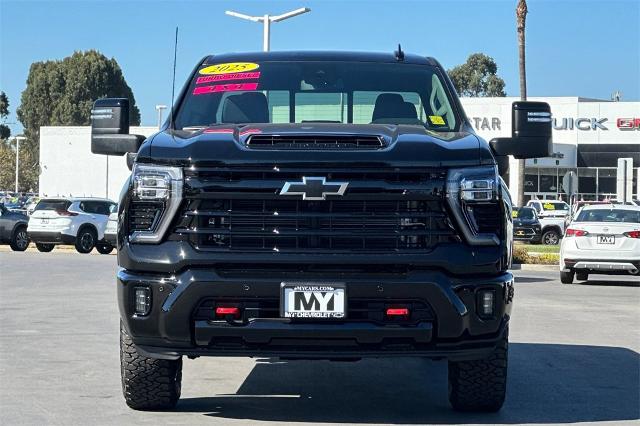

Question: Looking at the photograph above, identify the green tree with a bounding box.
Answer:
[16,50,140,191]
[0,91,10,140]
[447,53,507,97]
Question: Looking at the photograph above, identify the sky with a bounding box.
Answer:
[1,0,639,134]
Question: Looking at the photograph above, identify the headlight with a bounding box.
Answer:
[446,166,501,245]
[129,164,183,244]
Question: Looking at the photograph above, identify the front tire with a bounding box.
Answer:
[75,227,96,254]
[560,270,574,284]
[120,323,182,410]
[35,242,55,252]
[448,329,508,412]
[96,244,114,255]
[10,226,29,251]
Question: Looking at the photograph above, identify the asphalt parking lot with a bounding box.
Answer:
[0,251,638,426]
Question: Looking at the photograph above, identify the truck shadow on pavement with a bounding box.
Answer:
[176,343,639,424]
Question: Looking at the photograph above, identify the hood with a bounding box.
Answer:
[140,123,495,169]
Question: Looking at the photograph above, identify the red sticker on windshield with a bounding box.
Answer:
[196,72,260,85]
[193,83,259,95]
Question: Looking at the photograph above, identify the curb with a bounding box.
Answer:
[511,263,558,271]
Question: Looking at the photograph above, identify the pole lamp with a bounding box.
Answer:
[13,136,27,193]
[155,104,168,129]
[225,8,310,52]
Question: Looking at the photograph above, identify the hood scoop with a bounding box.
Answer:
[246,134,385,150]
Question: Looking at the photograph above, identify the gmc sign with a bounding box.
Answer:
[617,118,640,130]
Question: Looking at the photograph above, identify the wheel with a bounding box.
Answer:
[576,272,588,281]
[541,230,560,245]
[560,270,574,284]
[448,328,508,412]
[120,322,182,410]
[75,227,96,254]
[9,226,29,251]
[96,244,114,255]
[35,242,54,252]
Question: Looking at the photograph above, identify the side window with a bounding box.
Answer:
[109,203,117,214]
[81,202,97,214]
[97,202,110,216]
[429,75,456,129]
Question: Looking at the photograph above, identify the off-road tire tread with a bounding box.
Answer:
[448,330,508,412]
[120,323,182,410]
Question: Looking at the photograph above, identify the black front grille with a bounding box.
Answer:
[176,167,459,252]
[471,204,503,236]
[128,202,163,232]
[246,134,384,150]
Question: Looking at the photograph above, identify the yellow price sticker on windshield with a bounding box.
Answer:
[199,62,260,75]
[511,210,519,218]
[429,115,445,125]
[543,202,555,210]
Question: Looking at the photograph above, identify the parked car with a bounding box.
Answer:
[104,211,117,248]
[27,197,117,254]
[560,204,640,283]
[0,203,30,251]
[512,206,542,243]
[526,199,569,245]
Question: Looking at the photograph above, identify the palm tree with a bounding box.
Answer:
[516,0,528,206]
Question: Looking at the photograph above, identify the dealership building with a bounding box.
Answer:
[464,97,640,202]
[38,96,640,203]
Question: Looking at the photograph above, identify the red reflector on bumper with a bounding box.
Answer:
[386,308,409,316]
[215,307,240,318]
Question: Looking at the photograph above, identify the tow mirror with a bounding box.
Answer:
[91,98,144,156]
[490,101,552,160]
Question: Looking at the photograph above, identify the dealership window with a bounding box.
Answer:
[598,168,617,196]
[525,166,638,202]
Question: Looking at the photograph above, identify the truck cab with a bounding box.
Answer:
[91,51,552,412]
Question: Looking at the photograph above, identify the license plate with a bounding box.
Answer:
[597,235,615,244]
[40,218,49,224]
[281,283,346,319]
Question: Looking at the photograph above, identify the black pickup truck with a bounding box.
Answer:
[91,51,552,412]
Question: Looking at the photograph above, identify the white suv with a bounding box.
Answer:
[27,197,117,254]
[560,204,640,283]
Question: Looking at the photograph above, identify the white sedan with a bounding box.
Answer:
[560,204,640,284]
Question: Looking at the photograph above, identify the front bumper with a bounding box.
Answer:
[118,267,513,361]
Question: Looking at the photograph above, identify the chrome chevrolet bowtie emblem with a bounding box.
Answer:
[280,177,348,200]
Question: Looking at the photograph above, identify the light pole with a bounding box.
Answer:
[155,104,167,129]
[225,7,311,52]
[13,136,26,193]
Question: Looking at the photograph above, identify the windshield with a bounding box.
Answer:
[175,61,459,131]
[35,199,71,211]
[514,207,535,220]
[576,208,640,223]
[541,201,569,211]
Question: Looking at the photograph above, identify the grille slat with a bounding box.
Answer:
[177,167,459,252]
